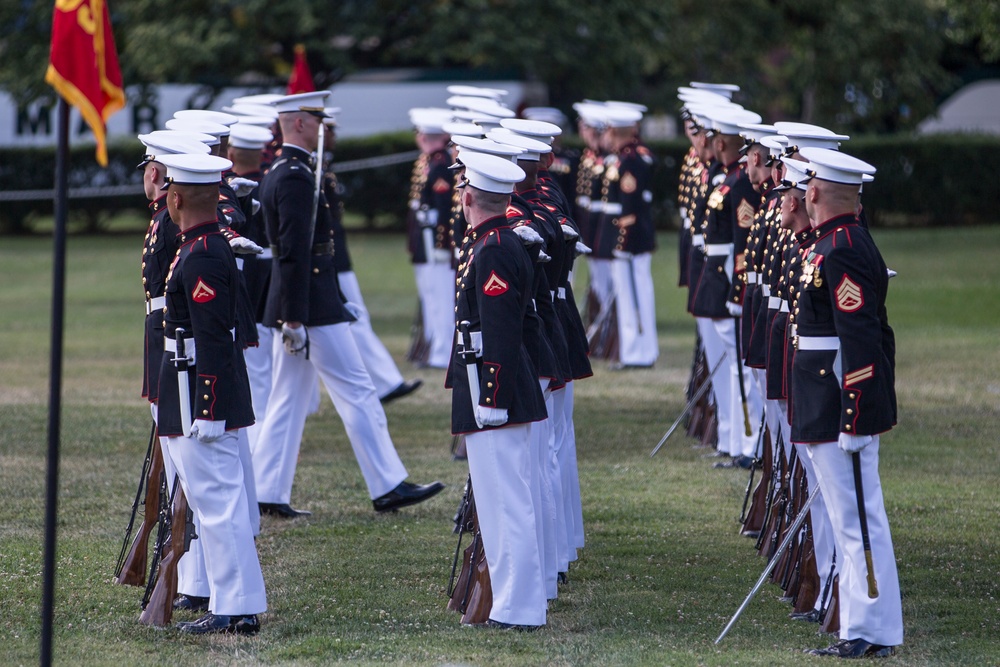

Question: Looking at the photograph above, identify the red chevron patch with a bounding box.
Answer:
[192,278,217,303]
[483,271,509,296]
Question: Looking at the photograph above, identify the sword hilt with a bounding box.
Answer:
[458,320,476,363]
[172,327,189,368]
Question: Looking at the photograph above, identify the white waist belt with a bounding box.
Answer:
[603,202,623,215]
[455,330,483,357]
[746,271,758,284]
[165,328,236,363]
[145,295,166,316]
[258,248,273,260]
[691,235,705,248]
[796,336,840,351]
[589,200,605,213]
[760,284,771,298]
[705,243,733,257]
[576,195,591,208]
[557,287,566,300]
[781,300,789,313]
[767,296,790,313]
[236,257,245,271]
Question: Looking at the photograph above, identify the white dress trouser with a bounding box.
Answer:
[251,323,408,504]
[611,253,658,366]
[338,270,405,397]
[167,430,266,616]
[587,258,614,310]
[466,423,546,627]
[696,317,732,454]
[530,380,558,600]
[711,317,762,457]
[804,438,903,646]
[413,263,456,368]
[243,324,274,450]
[562,381,585,549]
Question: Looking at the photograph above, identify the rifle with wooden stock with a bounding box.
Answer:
[115,422,162,586]
[446,477,492,625]
[139,482,194,627]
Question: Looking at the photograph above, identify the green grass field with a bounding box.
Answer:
[1,226,998,666]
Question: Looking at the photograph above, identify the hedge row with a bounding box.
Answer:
[2,133,998,234]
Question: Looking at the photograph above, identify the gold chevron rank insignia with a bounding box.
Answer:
[844,364,874,386]
[737,199,755,228]
[835,275,864,312]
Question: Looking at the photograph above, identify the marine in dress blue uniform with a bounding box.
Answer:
[791,148,902,658]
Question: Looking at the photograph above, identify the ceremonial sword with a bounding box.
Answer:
[172,327,193,437]
[458,320,483,429]
[650,352,727,458]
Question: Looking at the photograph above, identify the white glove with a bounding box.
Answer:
[726,302,743,317]
[281,323,308,355]
[512,224,543,246]
[228,177,259,198]
[191,419,226,443]
[887,268,897,279]
[343,301,364,321]
[838,433,873,453]
[575,241,592,257]
[150,402,158,423]
[251,198,261,215]
[560,224,579,241]
[475,405,509,427]
[537,250,552,263]
[229,235,264,255]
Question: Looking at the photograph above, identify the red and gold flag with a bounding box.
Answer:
[287,44,316,95]
[44,0,125,166]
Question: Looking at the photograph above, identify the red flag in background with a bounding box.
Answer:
[44,0,125,166]
[287,44,316,94]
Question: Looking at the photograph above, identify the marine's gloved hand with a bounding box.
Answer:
[228,177,259,198]
[343,301,364,321]
[537,249,552,263]
[150,401,158,423]
[887,268,898,279]
[512,224,543,246]
[574,241,592,257]
[229,235,264,255]
[251,198,261,216]
[281,323,308,355]
[726,302,743,317]
[560,224,579,241]
[191,419,226,443]
[475,405,509,427]
[838,433,873,454]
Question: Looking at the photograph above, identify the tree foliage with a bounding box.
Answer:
[1,0,996,133]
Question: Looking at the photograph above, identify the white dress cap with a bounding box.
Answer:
[228,124,274,150]
[775,157,813,192]
[137,132,210,168]
[799,147,876,185]
[453,110,498,123]
[446,85,508,101]
[500,118,562,140]
[523,107,567,127]
[232,93,284,106]
[163,118,228,143]
[271,91,333,115]
[408,107,454,134]
[573,102,609,129]
[458,151,526,194]
[601,105,644,128]
[223,103,279,119]
[760,135,789,160]
[739,122,778,143]
[447,96,516,118]
[485,128,552,161]
[773,122,849,152]
[689,81,740,99]
[174,109,239,127]
[234,115,278,129]
[157,153,234,188]
[703,107,762,135]
[452,135,525,163]
[442,121,485,138]
[605,100,648,114]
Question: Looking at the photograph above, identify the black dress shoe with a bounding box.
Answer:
[790,608,822,623]
[173,594,210,613]
[380,379,423,404]
[259,502,312,518]
[176,612,260,635]
[373,480,445,513]
[806,638,895,658]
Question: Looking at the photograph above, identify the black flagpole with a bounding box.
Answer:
[41,96,70,667]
